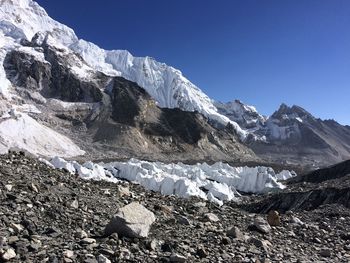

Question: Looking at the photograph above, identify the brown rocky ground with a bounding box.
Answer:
[1,152,350,262]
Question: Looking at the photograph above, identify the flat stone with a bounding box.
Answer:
[97,254,111,263]
[81,238,96,244]
[320,248,331,257]
[63,250,74,258]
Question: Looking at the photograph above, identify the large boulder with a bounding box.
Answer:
[104,202,156,238]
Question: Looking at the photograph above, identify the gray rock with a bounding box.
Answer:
[119,248,131,260]
[204,213,220,222]
[71,199,79,209]
[254,217,272,234]
[320,248,331,257]
[117,185,130,197]
[145,239,158,251]
[197,247,208,258]
[81,238,96,244]
[178,215,191,225]
[63,250,74,258]
[227,226,244,240]
[249,237,272,252]
[105,202,156,238]
[5,184,13,191]
[170,253,187,262]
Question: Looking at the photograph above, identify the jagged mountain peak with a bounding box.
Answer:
[214,99,266,130]
[271,103,313,121]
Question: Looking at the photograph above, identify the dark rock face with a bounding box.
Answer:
[42,47,104,102]
[246,160,350,213]
[290,159,350,184]
[5,46,104,103]
[4,48,51,91]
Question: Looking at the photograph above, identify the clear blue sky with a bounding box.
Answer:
[35,0,350,125]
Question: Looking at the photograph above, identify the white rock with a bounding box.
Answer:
[63,250,74,258]
[97,254,111,263]
[4,184,12,191]
[71,200,79,209]
[2,248,16,261]
[170,253,187,262]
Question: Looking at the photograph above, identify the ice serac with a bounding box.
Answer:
[49,157,292,206]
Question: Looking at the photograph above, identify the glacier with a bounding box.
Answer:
[48,157,296,206]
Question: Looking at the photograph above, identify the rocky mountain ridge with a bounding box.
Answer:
[218,101,350,166]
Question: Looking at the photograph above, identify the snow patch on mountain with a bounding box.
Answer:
[0,109,84,157]
[48,157,294,206]
[215,100,266,130]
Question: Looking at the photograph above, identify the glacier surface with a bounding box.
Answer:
[48,157,296,206]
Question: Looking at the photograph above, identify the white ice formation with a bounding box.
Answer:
[48,157,296,206]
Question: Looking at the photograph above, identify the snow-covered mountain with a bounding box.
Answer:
[215,100,266,130]
[248,104,350,166]
[0,0,246,139]
[0,0,257,162]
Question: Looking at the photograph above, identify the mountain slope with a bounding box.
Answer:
[250,104,350,166]
[0,33,256,162]
[0,0,246,139]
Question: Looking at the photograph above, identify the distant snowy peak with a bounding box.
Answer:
[0,0,248,139]
[270,103,313,122]
[215,100,266,129]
